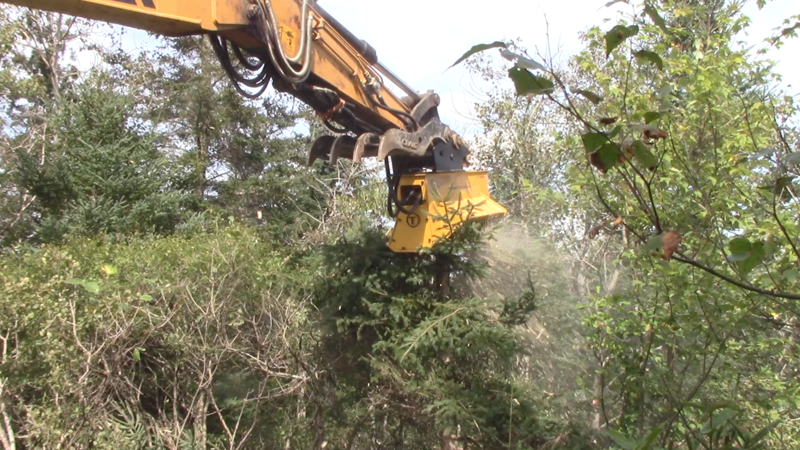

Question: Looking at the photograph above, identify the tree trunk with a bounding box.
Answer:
[779,317,799,377]
[0,379,15,450]
[193,390,207,450]
[592,350,607,431]
[311,405,325,450]
[440,429,462,450]
[284,385,307,450]
[194,132,209,200]
[435,257,451,301]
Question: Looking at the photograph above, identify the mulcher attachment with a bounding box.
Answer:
[307,92,507,252]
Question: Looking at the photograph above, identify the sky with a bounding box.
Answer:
[320,0,799,134]
[106,0,799,135]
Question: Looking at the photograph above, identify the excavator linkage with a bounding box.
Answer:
[0,0,508,252]
[307,91,507,251]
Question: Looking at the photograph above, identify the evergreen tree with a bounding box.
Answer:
[14,72,193,243]
[105,35,332,242]
[0,8,89,245]
[310,225,544,449]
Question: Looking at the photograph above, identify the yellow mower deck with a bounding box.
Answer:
[388,171,507,253]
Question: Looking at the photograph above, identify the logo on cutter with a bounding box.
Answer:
[406,213,421,228]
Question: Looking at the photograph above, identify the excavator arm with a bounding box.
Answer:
[1,0,506,251]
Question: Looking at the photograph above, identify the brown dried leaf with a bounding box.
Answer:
[587,222,604,239]
[612,216,624,228]
[661,231,682,260]
[589,151,608,174]
[643,127,669,140]
[599,117,618,125]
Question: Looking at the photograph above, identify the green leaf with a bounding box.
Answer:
[508,67,554,96]
[683,402,707,411]
[774,176,795,198]
[739,242,765,276]
[657,84,673,99]
[644,111,662,124]
[83,281,101,294]
[640,424,665,449]
[726,253,751,262]
[709,408,739,431]
[764,236,778,258]
[582,133,609,153]
[605,0,628,6]
[749,420,780,447]
[783,269,799,282]
[631,140,658,169]
[140,294,154,302]
[606,430,637,450]
[448,41,506,70]
[750,242,767,263]
[499,48,545,71]
[686,434,698,450]
[727,238,765,276]
[597,143,621,170]
[634,50,664,70]
[729,237,752,256]
[749,147,778,160]
[705,401,738,413]
[100,265,118,275]
[605,25,639,58]
[643,234,663,255]
[132,348,144,362]
[575,89,603,104]
[729,420,749,442]
[609,125,623,139]
[780,22,800,38]
[520,177,533,191]
[644,5,669,33]
[786,152,800,165]
[67,278,85,286]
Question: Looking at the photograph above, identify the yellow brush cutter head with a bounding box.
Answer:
[387,171,507,253]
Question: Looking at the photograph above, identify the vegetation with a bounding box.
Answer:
[1,1,798,449]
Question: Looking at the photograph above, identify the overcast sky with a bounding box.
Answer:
[109,0,798,134]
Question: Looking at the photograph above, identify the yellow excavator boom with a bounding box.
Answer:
[0,0,506,251]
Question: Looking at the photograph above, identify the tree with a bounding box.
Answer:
[0,7,88,245]
[13,71,193,243]
[305,220,549,450]
[0,223,312,449]
[106,35,328,241]
[454,0,800,448]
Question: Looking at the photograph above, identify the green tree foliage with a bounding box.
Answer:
[0,7,89,245]
[102,35,330,241]
[454,0,800,448]
[308,225,545,449]
[14,72,193,243]
[1,223,312,449]
[4,1,800,449]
